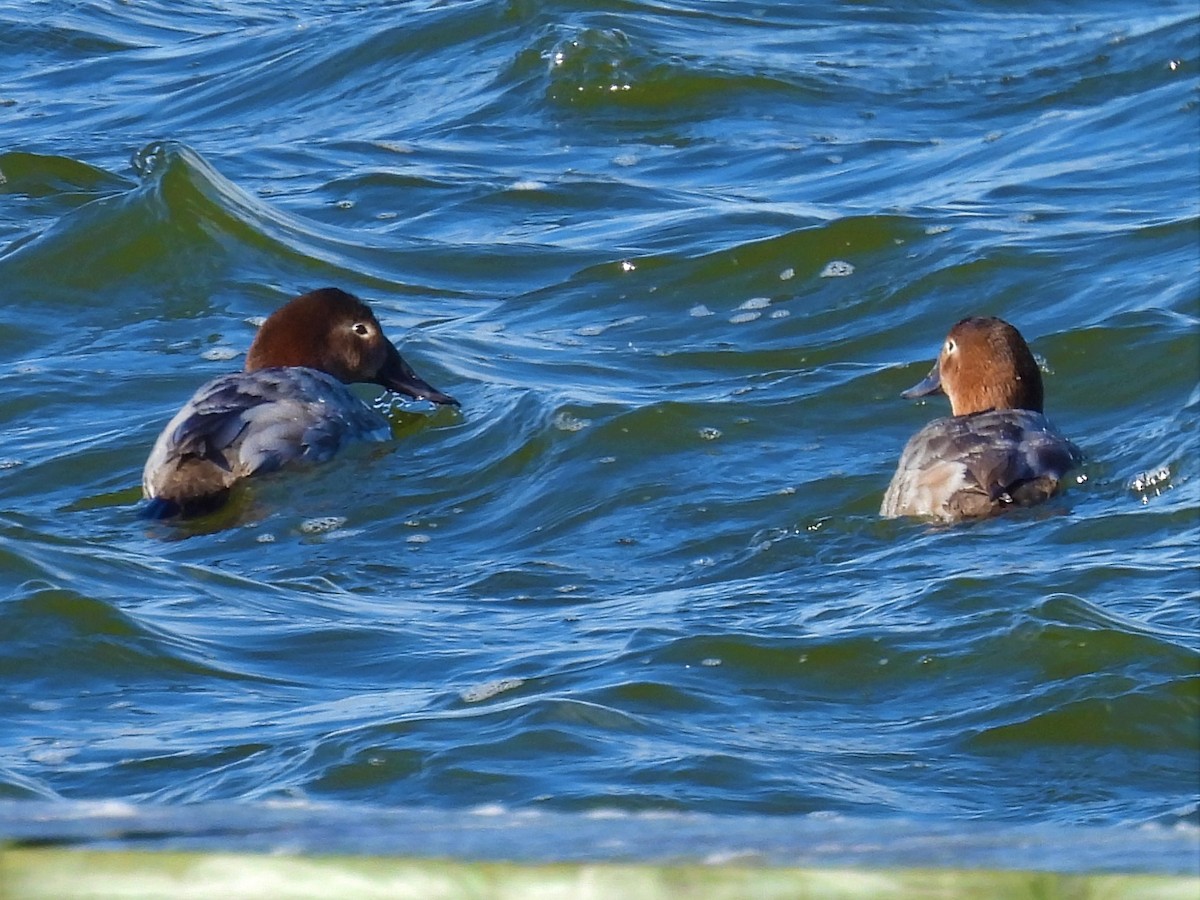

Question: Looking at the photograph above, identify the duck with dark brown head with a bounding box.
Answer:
[142,288,458,518]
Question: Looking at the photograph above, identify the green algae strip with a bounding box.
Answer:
[1,849,1196,900]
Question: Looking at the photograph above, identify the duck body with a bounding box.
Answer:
[881,316,1081,522]
[881,408,1081,520]
[142,288,458,518]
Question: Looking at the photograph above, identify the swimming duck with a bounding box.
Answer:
[880,316,1081,521]
[142,287,458,518]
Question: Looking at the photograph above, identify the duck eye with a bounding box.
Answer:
[352,322,371,338]
[944,338,957,355]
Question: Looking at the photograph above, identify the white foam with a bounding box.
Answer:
[729,311,760,324]
[460,678,525,704]
[553,411,590,432]
[819,260,855,278]
[299,516,346,535]
[737,297,771,310]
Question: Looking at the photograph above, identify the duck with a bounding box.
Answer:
[142,287,458,518]
[880,316,1081,521]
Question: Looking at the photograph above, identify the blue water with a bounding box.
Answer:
[1,0,1197,873]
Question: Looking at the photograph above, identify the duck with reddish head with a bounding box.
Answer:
[142,288,459,518]
[881,316,1081,521]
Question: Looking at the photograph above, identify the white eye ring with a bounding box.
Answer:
[944,338,957,355]
[353,322,371,337]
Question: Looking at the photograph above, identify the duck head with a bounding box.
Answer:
[902,316,1043,416]
[244,287,459,406]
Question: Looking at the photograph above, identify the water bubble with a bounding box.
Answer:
[299,516,346,534]
[1130,465,1172,502]
[460,678,525,704]
[701,658,722,667]
[201,347,239,362]
[819,260,855,278]
[779,267,795,281]
[547,28,639,103]
[698,427,721,441]
[689,304,714,317]
[553,411,590,432]
[406,533,431,544]
[729,311,761,324]
[737,297,771,310]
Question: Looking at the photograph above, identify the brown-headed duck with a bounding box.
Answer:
[142,287,458,518]
[880,316,1081,521]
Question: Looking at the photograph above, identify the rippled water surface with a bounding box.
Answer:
[1,0,1197,872]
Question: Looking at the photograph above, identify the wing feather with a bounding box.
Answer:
[143,367,390,503]
[881,410,1081,520]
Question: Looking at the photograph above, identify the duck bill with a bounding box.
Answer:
[901,362,943,400]
[376,345,459,407]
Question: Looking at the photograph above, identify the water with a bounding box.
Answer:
[1,0,1197,873]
